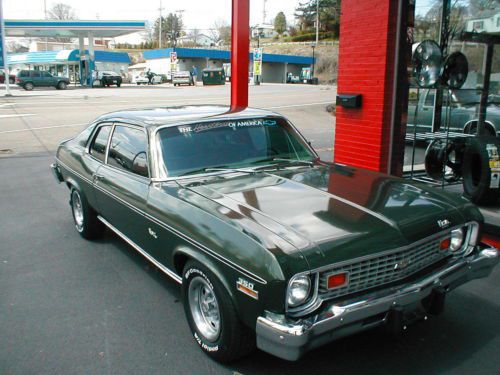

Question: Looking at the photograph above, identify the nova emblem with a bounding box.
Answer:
[437,219,451,229]
[148,228,158,239]
[394,259,411,271]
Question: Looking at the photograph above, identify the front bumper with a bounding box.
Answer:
[50,163,64,183]
[256,244,499,361]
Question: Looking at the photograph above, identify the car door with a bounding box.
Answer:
[31,71,43,86]
[93,123,151,248]
[41,71,56,86]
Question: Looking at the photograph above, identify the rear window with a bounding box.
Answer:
[157,117,314,177]
[18,71,29,78]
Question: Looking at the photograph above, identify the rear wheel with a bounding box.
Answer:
[182,261,254,362]
[464,121,496,138]
[117,83,121,87]
[24,82,34,91]
[57,81,67,90]
[70,188,104,239]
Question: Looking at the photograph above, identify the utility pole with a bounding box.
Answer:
[1,0,12,96]
[262,0,267,24]
[315,0,320,45]
[158,0,164,48]
[44,0,48,51]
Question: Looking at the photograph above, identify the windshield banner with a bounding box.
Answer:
[178,119,277,134]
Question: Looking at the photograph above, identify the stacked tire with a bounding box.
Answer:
[462,136,500,204]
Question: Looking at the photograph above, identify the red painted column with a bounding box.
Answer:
[334,0,402,173]
[230,0,250,111]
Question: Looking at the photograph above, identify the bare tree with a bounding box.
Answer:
[208,19,231,46]
[47,3,78,43]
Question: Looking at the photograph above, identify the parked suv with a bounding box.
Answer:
[16,70,70,91]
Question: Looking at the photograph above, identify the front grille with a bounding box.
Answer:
[318,234,451,301]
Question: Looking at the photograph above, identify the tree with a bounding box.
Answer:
[154,13,184,47]
[189,28,201,46]
[208,19,231,46]
[47,3,77,43]
[274,12,287,37]
[294,0,340,37]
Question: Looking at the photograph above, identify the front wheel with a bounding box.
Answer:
[70,188,104,239]
[182,261,254,363]
[24,82,34,91]
[57,81,67,90]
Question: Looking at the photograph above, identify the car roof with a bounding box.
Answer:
[94,105,283,129]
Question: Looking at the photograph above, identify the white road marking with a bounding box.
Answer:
[0,101,333,135]
[264,101,332,109]
[0,103,16,108]
[0,113,36,119]
[0,123,86,134]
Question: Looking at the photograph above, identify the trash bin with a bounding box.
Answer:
[202,68,226,85]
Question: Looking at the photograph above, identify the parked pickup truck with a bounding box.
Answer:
[407,89,499,138]
[16,70,70,91]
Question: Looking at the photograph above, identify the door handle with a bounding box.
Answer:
[94,174,104,180]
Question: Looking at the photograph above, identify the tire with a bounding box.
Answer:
[136,83,140,85]
[57,81,67,90]
[24,82,34,91]
[182,261,254,363]
[462,136,500,204]
[70,188,104,240]
[117,83,121,87]
[425,139,464,182]
[9,78,15,84]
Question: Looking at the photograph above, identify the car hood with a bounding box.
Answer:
[175,164,478,271]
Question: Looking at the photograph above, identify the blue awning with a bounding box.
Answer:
[143,48,314,65]
[7,50,131,65]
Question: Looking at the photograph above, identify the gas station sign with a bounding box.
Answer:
[253,48,262,76]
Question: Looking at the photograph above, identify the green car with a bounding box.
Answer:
[51,106,498,362]
[16,70,70,91]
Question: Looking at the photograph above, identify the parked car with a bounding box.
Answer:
[51,105,498,362]
[172,71,194,86]
[0,69,15,84]
[134,72,162,85]
[97,71,122,87]
[16,70,69,91]
[407,89,500,138]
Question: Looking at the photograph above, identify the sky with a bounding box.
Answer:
[3,0,302,44]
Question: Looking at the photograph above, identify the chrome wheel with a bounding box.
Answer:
[188,276,221,341]
[71,190,84,232]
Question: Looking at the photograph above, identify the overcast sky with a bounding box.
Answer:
[4,0,301,43]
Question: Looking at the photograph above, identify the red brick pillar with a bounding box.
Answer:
[334,0,408,175]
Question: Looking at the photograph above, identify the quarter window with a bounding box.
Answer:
[89,125,112,162]
[108,125,149,177]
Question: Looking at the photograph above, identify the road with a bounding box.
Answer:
[1,84,498,375]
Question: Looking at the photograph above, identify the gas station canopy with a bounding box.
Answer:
[4,20,146,38]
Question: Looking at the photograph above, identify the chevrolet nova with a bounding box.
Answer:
[51,106,499,362]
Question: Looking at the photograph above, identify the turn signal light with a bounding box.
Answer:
[440,238,451,250]
[327,273,348,289]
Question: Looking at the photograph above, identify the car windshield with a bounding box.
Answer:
[157,117,315,177]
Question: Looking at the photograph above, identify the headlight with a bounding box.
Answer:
[450,228,465,252]
[287,275,311,307]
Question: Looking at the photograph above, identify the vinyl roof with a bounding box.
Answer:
[95,105,282,127]
[5,20,146,38]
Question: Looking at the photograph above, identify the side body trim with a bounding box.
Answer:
[97,215,183,284]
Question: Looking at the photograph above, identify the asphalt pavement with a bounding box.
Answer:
[0,84,498,375]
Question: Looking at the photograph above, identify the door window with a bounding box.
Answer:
[42,71,52,78]
[108,125,149,177]
[424,90,435,107]
[89,125,112,162]
[32,71,41,78]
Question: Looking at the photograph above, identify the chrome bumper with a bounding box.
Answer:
[256,245,499,361]
[50,163,64,183]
